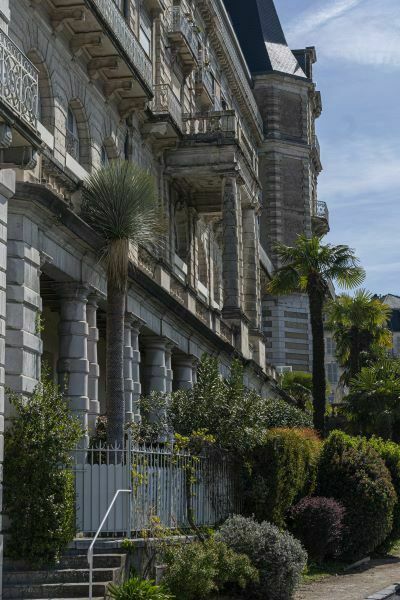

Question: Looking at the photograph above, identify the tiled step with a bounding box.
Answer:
[3,567,119,585]
[2,581,109,599]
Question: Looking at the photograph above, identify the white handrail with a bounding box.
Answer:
[87,489,131,600]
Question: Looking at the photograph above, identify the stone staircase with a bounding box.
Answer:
[3,547,127,599]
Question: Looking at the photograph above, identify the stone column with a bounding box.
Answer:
[166,343,173,394]
[173,354,196,391]
[242,205,262,329]
[142,336,169,425]
[87,294,100,433]
[57,283,90,446]
[5,213,42,402]
[0,169,14,600]
[222,176,241,312]
[131,320,142,422]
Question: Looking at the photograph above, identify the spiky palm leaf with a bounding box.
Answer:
[81,160,163,447]
[267,235,365,435]
[326,289,392,383]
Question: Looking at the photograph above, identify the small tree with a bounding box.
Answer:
[280,371,313,411]
[326,290,392,383]
[268,235,365,435]
[4,376,82,566]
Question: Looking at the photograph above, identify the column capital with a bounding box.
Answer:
[142,334,175,350]
[56,282,90,301]
[126,312,146,331]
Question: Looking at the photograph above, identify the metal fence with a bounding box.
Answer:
[74,440,240,536]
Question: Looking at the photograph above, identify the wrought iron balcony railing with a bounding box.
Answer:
[167,7,199,64]
[315,200,329,221]
[149,84,182,131]
[183,110,258,173]
[0,30,38,130]
[90,0,152,90]
[195,67,214,102]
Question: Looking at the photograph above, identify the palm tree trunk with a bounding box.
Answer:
[309,289,326,436]
[106,279,126,448]
[349,327,360,380]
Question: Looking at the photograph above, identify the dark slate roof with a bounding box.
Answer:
[223,0,306,78]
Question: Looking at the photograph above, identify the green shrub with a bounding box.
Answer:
[4,375,83,566]
[245,428,321,526]
[369,436,400,543]
[318,430,397,560]
[161,538,258,600]
[109,577,174,600]
[218,515,307,600]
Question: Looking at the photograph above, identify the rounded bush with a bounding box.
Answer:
[217,515,307,600]
[245,428,321,526]
[289,496,345,563]
[318,431,397,560]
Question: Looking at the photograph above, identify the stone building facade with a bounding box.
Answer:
[0,0,324,588]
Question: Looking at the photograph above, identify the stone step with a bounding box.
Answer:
[58,553,125,570]
[2,582,109,599]
[3,567,119,585]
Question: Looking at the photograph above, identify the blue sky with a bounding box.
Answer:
[275,0,400,295]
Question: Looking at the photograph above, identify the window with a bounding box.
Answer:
[139,9,152,56]
[326,363,338,385]
[326,337,336,356]
[66,107,80,161]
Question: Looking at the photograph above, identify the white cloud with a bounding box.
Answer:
[286,0,400,69]
[288,0,362,38]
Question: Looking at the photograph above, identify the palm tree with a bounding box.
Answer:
[326,290,392,384]
[81,160,162,447]
[268,235,365,435]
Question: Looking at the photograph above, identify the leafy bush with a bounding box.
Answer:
[161,538,258,600]
[217,515,307,600]
[318,430,396,560]
[108,577,174,600]
[289,497,345,563]
[263,397,313,430]
[245,428,321,526]
[369,436,400,543]
[4,375,82,566]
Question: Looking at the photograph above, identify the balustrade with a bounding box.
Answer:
[167,7,199,66]
[150,84,182,130]
[0,30,38,130]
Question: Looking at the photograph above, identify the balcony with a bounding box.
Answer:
[0,30,41,167]
[39,0,153,115]
[167,8,199,72]
[148,84,183,133]
[0,30,38,132]
[312,200,330,235]
[195,67,214,107]
[183,110,258,173]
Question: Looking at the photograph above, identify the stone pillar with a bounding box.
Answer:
[5,213,42,402]
[0,169,14,600]
[242,205,262,329]
[222,176,241,312]
[131,320,142,422]
[142,336,169,425]
[166,344,173,394]
[57,283,89,446]
[87,295,100,433]
[173,354,196,391]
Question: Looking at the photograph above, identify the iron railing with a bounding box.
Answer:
[150,84,183,131]
[74,441,239,535]
[90,0,152,89]
[195,67,214,101]
[167,7,199,61]
[315,200,329,221]
[0,30,38,129]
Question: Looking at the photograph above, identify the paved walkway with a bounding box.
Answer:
[295,557,400,600]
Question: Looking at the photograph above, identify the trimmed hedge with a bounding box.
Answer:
[218,515,307,600]
[369,436,400,543]
[318,431,396,560]
[289,496,345,563]
[245,428,321,527]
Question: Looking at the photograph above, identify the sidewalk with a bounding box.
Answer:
[295,557,400,600]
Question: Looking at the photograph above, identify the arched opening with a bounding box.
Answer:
[27,49,54,132]
[174,202,189,263]
[66,99,92,170]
